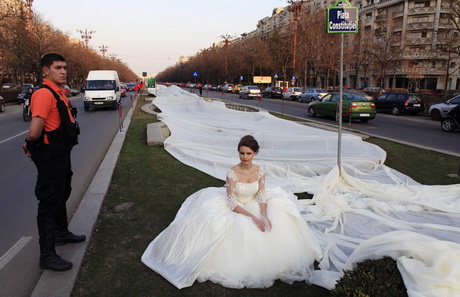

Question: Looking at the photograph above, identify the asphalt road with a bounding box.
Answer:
[197,88,460,157]
[0,92,136,297]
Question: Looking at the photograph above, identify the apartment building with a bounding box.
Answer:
[236,0,459,91]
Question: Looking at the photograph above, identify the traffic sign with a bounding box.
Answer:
[192,71,199,77]
[327,0,358,33]
[240,76,244,81]
[274,73,279,79]
[292,76,297,81]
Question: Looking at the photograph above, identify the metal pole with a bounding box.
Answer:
[338,33,343,175]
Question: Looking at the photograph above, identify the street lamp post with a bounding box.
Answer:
[99,45,109,58]
[288,0,305,87]
[220,34,234,83]
[77,28,95,72]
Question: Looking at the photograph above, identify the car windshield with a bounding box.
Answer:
[315,89,325,93]
[408,95,422,102]
[248,86,259,90]
[86,80,115,90]
[293,88,302,92]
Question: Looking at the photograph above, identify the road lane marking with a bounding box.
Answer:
[0,130,28,145]
[0,237,32,270]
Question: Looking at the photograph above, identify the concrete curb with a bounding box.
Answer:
[30,99,137,297]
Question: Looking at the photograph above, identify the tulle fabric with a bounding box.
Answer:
[141,186,321,289]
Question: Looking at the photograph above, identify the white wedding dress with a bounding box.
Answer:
[141,167,321,289]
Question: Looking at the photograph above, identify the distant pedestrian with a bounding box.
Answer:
[22,53,85,272]
[199,84,203,96]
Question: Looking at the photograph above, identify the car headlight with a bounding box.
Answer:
[84,97,91,101]
[107,96,114,100]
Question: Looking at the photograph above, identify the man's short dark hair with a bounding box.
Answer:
[41,53,66,68]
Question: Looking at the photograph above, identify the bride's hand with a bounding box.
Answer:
[261,215,272,231]
[251,217,265,232]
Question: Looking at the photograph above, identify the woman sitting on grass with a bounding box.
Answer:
[142,135,321,289]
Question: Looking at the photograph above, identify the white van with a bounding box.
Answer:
[84,70,121,111]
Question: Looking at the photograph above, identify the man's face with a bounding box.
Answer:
[43,61,67,86]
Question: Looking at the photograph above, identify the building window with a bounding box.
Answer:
[432,61,436,67]
[451,62,456,68]
[394,4,404,13]
[421,31,427,38]
[414,1,430,8]
[366,12,372,20]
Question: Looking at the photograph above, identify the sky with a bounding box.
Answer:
[33,0,288,77]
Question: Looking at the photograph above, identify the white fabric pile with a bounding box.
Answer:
[149,85,460,297]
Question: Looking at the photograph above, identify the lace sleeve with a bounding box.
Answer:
[256,167,268,204]
[226,169,239,210]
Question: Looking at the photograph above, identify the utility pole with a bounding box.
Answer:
[288,0,305,87]
[99,45,109,58]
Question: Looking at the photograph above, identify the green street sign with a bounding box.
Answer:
[327,0,358,33]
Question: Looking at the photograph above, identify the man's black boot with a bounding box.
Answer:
[38,217,73,271]
[55,230,86,246]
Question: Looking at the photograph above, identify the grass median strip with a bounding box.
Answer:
[72,96,459,297]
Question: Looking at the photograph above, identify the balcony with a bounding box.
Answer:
[376,14,388,20]
[407,37,432,45]
[407,22,434,31]
[376,0,404,9]
[408,7,436,15]
[392,10,404,18]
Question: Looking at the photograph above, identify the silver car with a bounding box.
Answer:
[429,95,460,121]
[239,86,261,99]
[298,88,327,103]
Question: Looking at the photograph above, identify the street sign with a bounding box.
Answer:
[292,76,297,81]
[274,73,279,79]
[327,0,358,33]
[142,72,147,77]
[192,71,199,77]
[240,76,244,81]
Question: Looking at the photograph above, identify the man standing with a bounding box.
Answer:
[22,53,85,271]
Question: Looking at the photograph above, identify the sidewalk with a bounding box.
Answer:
[31,98,138,297]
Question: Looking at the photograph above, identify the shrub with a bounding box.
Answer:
[331,257,407,297]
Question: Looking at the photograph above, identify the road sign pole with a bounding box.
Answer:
[338,33,343,175]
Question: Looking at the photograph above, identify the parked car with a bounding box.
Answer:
[364,87,385,92]
[429,95,460,121]
[346,90,374,101]
[0,96,5,112]
[239,86,261,99]
[232,85,243,94]
[298,88,327,103]
[373,92,424,115]
[440,104,460,132]
[261,86,283,98]
[62,85,71,97]
[283,87,303,101]
[217,85,225,92]
[307,92,376,123]
[2,83,17,89]
[70,88,80,96]
[223,83,235,92]
[120,84,127,97]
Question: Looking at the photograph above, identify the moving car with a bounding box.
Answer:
[239,86,261,99]
[62,85,71,97]
[298,88,327,103]
[283,87,303,101]
[120,84,127,97]
[223,84,235,93]
[440,104,460,132]
[261,86,283,98]
[126,82,136,91]
[373,92,424,115]
[2,83,17,89]
[307,92,376,123]
[0,96,5,112]
[429,95,460,121]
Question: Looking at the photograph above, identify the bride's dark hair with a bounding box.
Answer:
[238,135,259,153]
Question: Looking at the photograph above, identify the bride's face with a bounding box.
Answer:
[239,146,256,165]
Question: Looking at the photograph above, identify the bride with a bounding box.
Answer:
[141,135,321,289]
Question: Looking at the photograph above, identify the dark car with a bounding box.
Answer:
[126,83,136,91]
[261,86,283,98]
[373,92,424,115]
[0,96,5,112]
[441,104,460,132]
